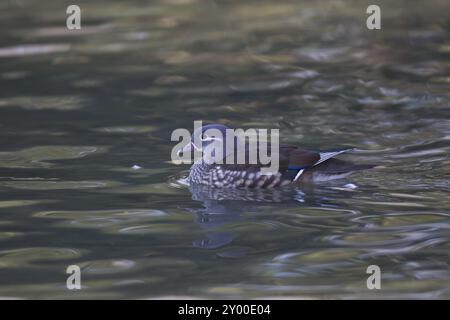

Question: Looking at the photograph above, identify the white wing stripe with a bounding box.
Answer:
[314,149,353,166]
[293,169,305,182]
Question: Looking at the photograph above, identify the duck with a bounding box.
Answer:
[177,124,373,188]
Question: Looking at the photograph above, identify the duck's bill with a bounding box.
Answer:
[177,142,193,157]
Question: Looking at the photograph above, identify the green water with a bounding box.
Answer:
[0,0,449,299]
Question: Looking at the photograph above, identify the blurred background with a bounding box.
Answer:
[0,0,449,299]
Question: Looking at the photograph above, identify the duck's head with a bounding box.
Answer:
[178,124,231,162]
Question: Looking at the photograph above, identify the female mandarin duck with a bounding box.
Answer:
[178,124,373,188]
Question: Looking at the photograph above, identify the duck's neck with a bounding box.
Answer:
[189,159,213,184]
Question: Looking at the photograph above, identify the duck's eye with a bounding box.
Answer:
[200,133,209,141]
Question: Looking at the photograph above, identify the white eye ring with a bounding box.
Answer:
[200,133,213,141]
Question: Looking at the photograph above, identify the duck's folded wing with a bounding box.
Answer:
[283,147,355,181]
[281,146,320,181]
[315,147,355,166]
[220,145,354,180]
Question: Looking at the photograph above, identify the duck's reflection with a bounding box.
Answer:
[187,183,323,250]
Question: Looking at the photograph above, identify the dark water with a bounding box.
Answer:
[0,0,449,299]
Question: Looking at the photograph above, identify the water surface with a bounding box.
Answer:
[0,0,449,299]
